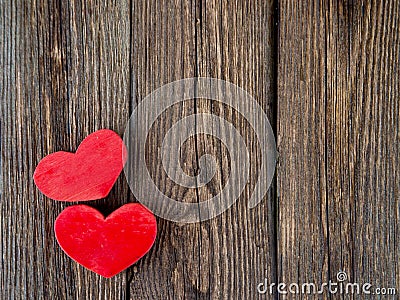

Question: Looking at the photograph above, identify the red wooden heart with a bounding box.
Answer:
[55,203,157,278]
[34,129,127,202]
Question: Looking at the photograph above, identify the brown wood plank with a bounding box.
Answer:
[278,0,399,297]
[1,0,131,298]
[195,0,277,299]
[129,0,276,299]
[326,0,400,293]
[128,1,201,299]
[278,0,330,290]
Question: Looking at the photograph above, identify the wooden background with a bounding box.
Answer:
[1,0,399,299]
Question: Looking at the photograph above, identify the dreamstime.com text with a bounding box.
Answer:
[257,271,397,296]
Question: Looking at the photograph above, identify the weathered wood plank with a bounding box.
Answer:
[1,0,131,298]
[129,0,276,299]
[278,0,330,292]
[278,0,399,297]
[195,0,277,299]
[326,0,400,293]
[129,0,201,299]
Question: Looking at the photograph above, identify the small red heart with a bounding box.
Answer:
[34,129,127,202]
[55,203,157,278]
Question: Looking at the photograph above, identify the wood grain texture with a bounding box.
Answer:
[128,0,276,299]
[195,0,277,299]
[1,0,131,298]
[278,0,399,298]
[1,0,399,299]
[128,0,201,299]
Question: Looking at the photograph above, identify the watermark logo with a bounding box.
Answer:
[257,271,397,296]
[124,77,277,223]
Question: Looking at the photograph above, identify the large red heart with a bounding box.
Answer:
[55,203,157,278]
[34,129,127,202]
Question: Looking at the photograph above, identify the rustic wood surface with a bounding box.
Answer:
[1,1,399,300]
[278,0,399,299]
[1,0,130,298]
